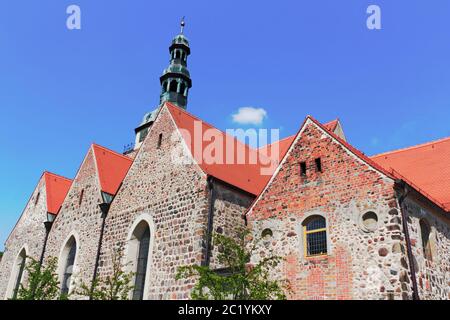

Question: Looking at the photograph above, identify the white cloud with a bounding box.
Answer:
[232,107,267,125]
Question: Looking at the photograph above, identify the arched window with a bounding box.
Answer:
[12,249,27,299]
[303,216,327,257]
[175,50,181,59]
[162,81,167,93]
[61,237,77,295]
[169,80,178,93]
[132,222,151,300]
[420,219,433,261]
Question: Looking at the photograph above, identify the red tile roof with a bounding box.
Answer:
[165,103,272,195]
[371,137,450,212]
[44,172,72,215]
[92,144,133,196]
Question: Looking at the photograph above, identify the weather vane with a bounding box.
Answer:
[180,16,185,34]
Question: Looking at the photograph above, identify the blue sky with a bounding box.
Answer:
[1,0,450,250]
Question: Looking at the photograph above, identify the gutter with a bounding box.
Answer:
[396,180,420,300]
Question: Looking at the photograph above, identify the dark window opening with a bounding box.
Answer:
[175,50,181,59]
[157,134,163,149]
[179,82,186,96]
[139,128,149,143]
[35,192,40,206]
[262,228,273,239]
[315,158,322,172]
[79,189,84,206]
[162,81,167,93]
[61,239,77,295]
[133,226,150,300]
[300,162,307,176]
[169,81,178,93]
[420,219,433,261]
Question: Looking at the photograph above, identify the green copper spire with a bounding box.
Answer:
[159,18,192,109]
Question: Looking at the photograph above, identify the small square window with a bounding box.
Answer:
[300,162,307,176]
[315,158,322,172]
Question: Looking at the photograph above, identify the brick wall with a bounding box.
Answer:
[247,119,412,300]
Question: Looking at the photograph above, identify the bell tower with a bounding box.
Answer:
[131,19,193,152]
[159,17,192,109]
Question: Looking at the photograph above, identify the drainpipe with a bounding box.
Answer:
[39,212,56,266]
[397,181,420,300]
[202,176,216,267]
[90,202,110,299]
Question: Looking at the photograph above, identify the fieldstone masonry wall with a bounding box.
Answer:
[43,148,104,297]
[2,112,450,300]
[97,107,210,300]
[247,120,413,300]
[404,195,450,300]
[0,176,48,299]
[209,181,254,269]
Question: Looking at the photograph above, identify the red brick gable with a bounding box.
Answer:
[247,116,394,218]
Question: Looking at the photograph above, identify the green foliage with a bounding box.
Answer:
[75,248,134,300]
[176,230,289,300]
[14,256,61,300]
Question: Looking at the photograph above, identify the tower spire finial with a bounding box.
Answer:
[180,16,185,34]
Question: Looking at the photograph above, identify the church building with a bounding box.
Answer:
[1,21,449,300]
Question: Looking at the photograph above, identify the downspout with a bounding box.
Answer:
[202,176,216,267]
[90,201,110,299]
[397,181,420,300]
[39,219,53,266]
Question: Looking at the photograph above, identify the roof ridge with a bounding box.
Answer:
[44,171,73,182]
[258,134,296,149]
[92,143,134,162]
[371,136,450,159]
[165,102,259,154]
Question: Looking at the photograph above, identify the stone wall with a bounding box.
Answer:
[247,119,412,300]
[0,176,48,299]
[403,194,450,300]
[97,106,210,300]
[209,180,254,269]
[43,148,104,297]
